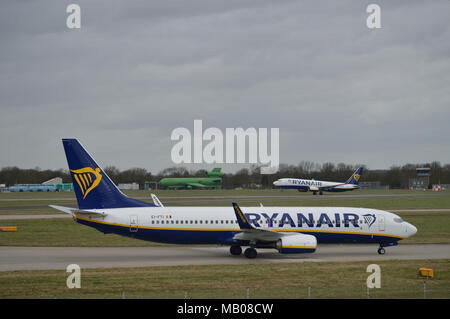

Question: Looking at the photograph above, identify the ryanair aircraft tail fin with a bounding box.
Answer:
[345,167,363,185]
[62,139,154,209]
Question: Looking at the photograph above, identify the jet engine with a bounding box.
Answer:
[276,234,317,254]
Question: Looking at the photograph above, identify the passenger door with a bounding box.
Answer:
[378,215,385,231]
[130,215,138,233]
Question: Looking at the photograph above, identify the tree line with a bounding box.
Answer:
[0,161,449,189]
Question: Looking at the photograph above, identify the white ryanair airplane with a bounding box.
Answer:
[273,167,364,195]
[50,139,417,258]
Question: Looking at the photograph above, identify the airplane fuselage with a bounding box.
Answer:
[273,178,359,192]
[74,206,415,246]
[158,177,222,189]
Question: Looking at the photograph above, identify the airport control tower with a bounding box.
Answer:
[409,167,431,190]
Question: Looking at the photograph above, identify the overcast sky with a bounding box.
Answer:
[1,0,449,174]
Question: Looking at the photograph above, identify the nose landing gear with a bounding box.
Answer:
[377,242,398,255]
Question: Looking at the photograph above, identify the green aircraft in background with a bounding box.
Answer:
[158,168,224,190]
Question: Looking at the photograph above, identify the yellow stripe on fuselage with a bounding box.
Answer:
[266,227,405,239]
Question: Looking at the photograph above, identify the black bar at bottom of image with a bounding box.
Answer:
[0,299,447,317]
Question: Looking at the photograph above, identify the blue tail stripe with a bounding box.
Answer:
[62,139,155,209]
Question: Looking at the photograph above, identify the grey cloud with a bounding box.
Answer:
[0,0,449,172]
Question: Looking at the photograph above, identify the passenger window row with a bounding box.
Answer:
[150,217,369,226]
[251,218,369,226]
[152,220,238,225]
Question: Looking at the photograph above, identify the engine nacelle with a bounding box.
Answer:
[276,234,317,254]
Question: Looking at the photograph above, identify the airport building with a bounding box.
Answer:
[9,177,74,192]
[118,182,139,190]
[408,168,431,190]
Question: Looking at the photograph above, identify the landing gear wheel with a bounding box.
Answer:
[244,248,257,259]
[230,245,242,256]
[377,247,385,255]
[319,191,323,195]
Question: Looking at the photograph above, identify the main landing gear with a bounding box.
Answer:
[230,245,242,256]
[377,247,386,255]
[244,248,257,259]
[229,245,257,259]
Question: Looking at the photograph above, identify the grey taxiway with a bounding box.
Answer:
[1,244,449,271]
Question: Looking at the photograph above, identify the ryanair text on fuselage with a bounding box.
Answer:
[243,212,374,228]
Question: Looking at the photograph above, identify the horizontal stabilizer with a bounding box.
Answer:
[74,210,107,217]
[49,205,107,217]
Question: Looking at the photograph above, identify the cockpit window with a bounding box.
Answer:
[393,217,403,223]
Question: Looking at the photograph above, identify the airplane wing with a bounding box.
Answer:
[231,202,291,242]
[231,203,317,254]
[49,205,107,217]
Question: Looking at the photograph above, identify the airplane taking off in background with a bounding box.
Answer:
[273,167,364,195]
[51,140,416,258]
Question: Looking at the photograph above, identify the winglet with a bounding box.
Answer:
[151,193,164,207]
[232,202,253,229]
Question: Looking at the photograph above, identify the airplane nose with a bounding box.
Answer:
[407,223,417,237]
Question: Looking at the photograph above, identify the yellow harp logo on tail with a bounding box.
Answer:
[353,174,361,182]
[70,167,102,199]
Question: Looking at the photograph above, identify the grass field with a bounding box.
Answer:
[0,218,164,247]
[2,188,449,198]
[0,189,449,299]
[0,211,449,246]
[0,259,448,299]
[1,189,450,214]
